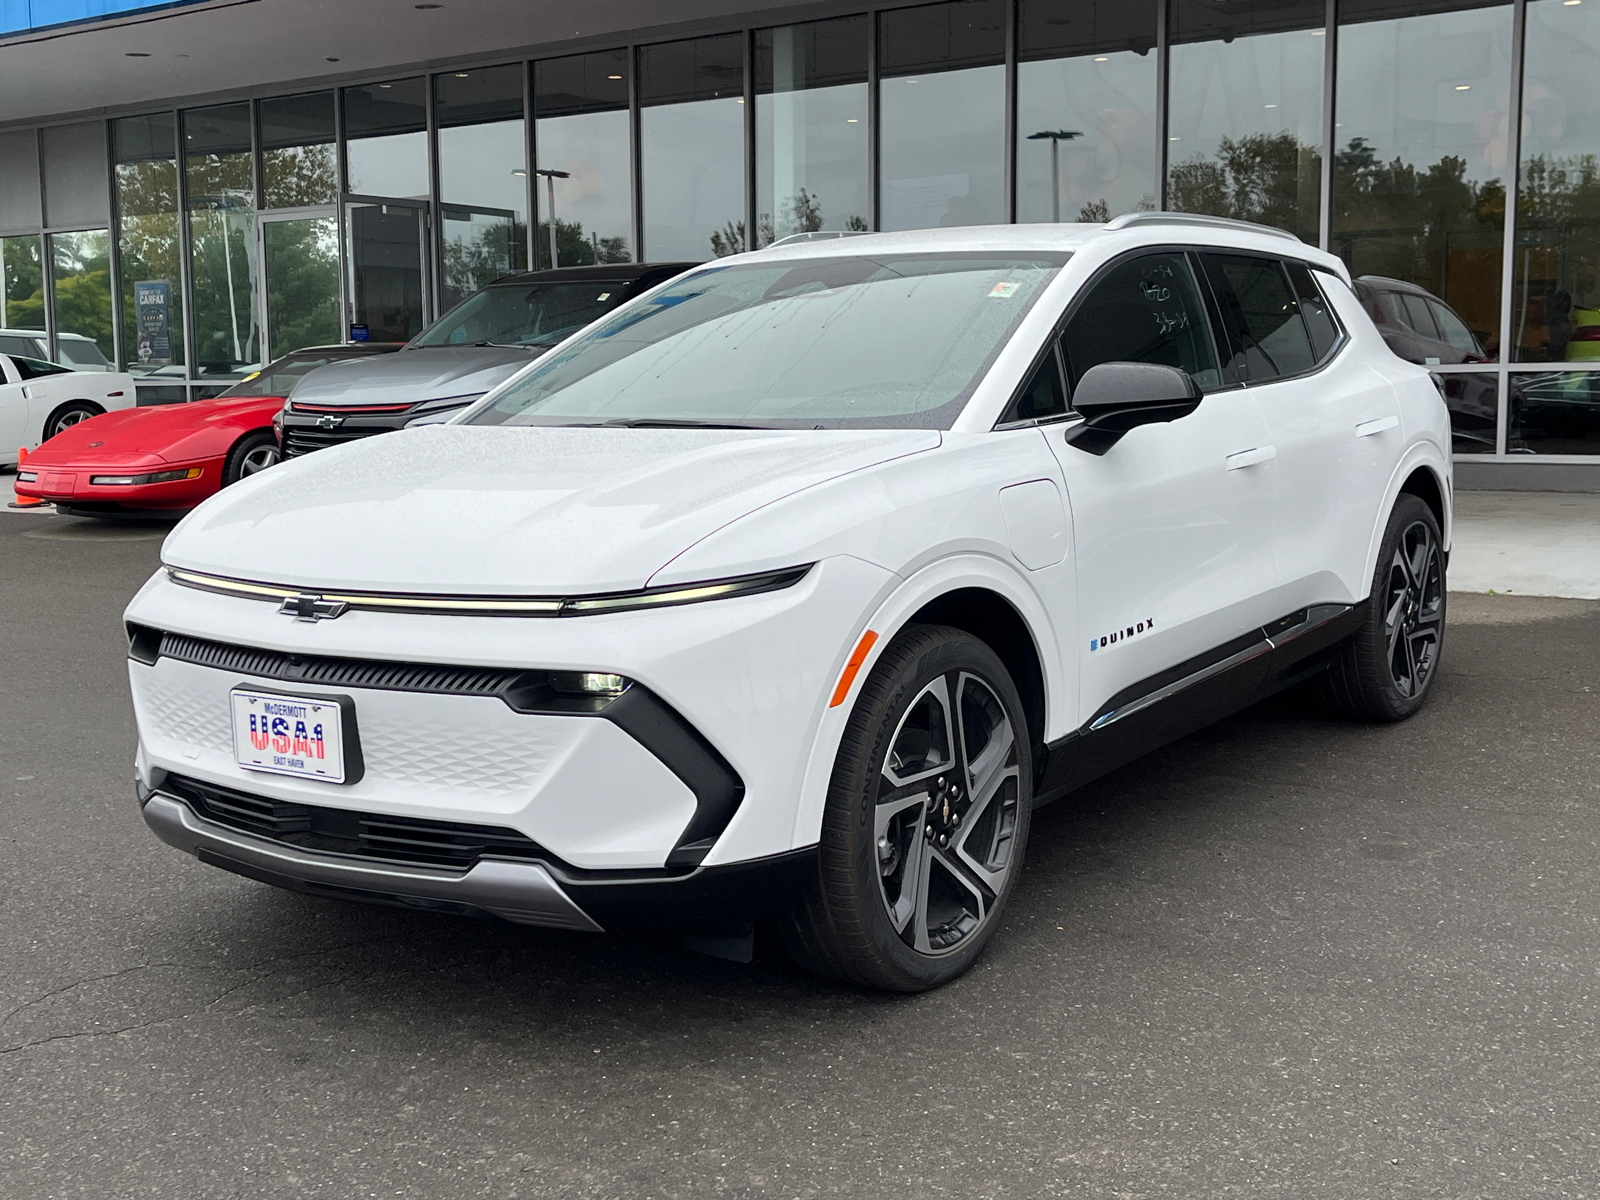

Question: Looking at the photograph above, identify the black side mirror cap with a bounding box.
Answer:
[1062,361,1204,455]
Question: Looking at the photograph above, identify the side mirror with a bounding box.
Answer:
[1062,361,1203,455]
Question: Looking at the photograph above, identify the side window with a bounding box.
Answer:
[1428,300,1481,357]
[11,356,71,380]
[1285,261,1342,362]
[1002,344,1070,425]
[1399,293,1441,340]
[1059,252,1221,391]
[1200,254,1317,382]
[0,335,35,358]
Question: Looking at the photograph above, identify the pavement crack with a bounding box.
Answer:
[0,962,177,1030]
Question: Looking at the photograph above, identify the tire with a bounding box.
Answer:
[1321,493,1446,722]
[782,624,1033,992]
[42,401,101,440]
[222,430,281,486]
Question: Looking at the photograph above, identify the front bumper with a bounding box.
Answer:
[15,458,216,511]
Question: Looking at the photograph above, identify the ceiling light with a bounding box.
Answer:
[454,72,469,77]
[1564,1,1580,7]
[608,74,622,80]
[1094,56,1108,62]
[846,118,858,123]
[379,83,393,88]
[1265,103,1277,108]
[511,169,526,176]
[1311,29,1326,35]
[1169,136,1180,141]
[1455,84,1471,90]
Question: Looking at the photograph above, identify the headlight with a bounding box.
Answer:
[91,467,202,486]
[550,671,629,696]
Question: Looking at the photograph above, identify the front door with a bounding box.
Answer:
[345,198,430,344]
[1048,249,1280,731]
[258,209,342,362]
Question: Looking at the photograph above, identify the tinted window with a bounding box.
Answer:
[1203,254,1317,381]
[57,338,109,369]
[11,355,72,380]
[1003,345,1070,424]
[415,281,635,348]
[1060,252,1221,389]
[0,335,39,358]
[1428,300,1480,356]
[1285,261,1342,362]
[216,352,354,398]
[1399,293,1440,340]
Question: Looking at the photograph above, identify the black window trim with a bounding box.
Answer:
[1196,248,1349,390]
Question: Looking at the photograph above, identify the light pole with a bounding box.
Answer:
[1026,130,1084,223]
[534,168,571,268]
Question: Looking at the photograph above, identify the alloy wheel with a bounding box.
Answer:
[873,671,1022,955]
[49,409,93,437]
[238,445,280,477]
[1383,519,1443,698]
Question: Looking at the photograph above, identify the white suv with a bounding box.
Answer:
[125,215,1451,991]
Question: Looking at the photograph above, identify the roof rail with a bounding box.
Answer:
[1104,211,1301,243]
[766,230,871,249]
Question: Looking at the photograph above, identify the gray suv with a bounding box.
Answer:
[279,262,694,457]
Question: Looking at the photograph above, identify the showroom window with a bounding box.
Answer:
[437,64,528,308]
[259,92,337,208]
[0,234,44,333]
[183,103,258,378]
[879,0,1007,231]
[344,78,429,199]
[754,15,869,247]
[1017,0,1159,224]
[49,229,114,366]
[534,49,633,268]
[112,114,185,378]
[1167,0,1327,245]
[639,34,747,261]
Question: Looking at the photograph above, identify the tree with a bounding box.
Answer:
[1168,132,1321,242]
[535,218,629,270]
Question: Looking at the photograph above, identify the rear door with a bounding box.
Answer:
[1199,253,1400,610]
[1046,249,1279,731]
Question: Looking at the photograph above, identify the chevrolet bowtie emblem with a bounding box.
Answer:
[315,413,344,429]
[279,594,349,622]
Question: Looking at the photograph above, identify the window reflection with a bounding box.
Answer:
[1332,0,1512,359]
[259,92,337,208]
[437,65,528,308]
[344,79,428,198]
[1167,0,1326,242]
[1514,0,1600,363]
[1511,371,1600,453]
[754,16,868,247]
[535,50,633,268]
[639,35,746,261]
[879,0,1007,231]
[113,115,184,378]
[184,103,259,378]
[0,235,44,334]
[48,230,114,368]
[1017,0,1158,223]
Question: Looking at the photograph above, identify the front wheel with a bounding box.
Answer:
[222,430,281,486]
[1322,493,1446,721]
[783,625,1033,992]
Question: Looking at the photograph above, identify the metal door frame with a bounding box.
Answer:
[341,193,433,341]
[256,205,340,362]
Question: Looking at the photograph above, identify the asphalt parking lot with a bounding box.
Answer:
[2,507,1598,1199]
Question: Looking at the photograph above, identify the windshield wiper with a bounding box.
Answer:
[585,417,768,430]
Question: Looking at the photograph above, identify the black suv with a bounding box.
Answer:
[278,262,696,457]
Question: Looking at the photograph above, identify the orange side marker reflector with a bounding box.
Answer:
[829,630,879,708]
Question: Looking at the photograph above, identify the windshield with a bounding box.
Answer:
[216,352,361,398]
[413,281,632,349]
[465,253,1066,431]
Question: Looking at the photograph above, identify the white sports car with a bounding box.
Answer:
[125,215,1451,991]
[2,352,136,466]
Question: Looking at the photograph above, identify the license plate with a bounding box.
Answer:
[230,689,347,783]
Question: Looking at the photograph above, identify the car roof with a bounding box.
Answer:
[718,218,1352,281]
[1355,275,1437,298]
[486,262,698,287]
[0,327,92,341]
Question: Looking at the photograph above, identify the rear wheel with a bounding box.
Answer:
[42,401,101,440]
[222,430,280,486]
[783,625,1032,991]
[1322,493,1446,721]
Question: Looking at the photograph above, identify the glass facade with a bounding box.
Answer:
[534,50,633,269]
[0,0,1553,451]
[639,35,747,261]
[879,0,1007,231]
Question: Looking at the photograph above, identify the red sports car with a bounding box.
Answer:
[14,343,400,517]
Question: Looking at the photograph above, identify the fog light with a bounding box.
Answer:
[17,471,36,482]
[549,671,630,696]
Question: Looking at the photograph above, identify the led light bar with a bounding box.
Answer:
[164,564,812,618]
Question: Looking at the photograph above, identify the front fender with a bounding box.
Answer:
[788,552,1068,850]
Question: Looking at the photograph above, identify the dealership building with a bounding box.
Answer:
[0,0,1595,487]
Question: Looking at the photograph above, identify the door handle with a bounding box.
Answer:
[1225,445,1276,471]
[1355,415,1399,438]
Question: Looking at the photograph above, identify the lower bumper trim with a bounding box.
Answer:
[143,793,603,933]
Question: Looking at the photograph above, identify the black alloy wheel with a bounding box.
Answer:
[783,625,1032,991]
[1322,493,1446,721]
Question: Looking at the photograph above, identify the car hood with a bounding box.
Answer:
[289,345,539,407]
[25,395,283,463]
[164,424,942,594]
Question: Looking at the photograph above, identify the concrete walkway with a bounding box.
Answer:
[1450,489,1600,599]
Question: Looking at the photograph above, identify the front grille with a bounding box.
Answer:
[164,774,547,870]
[282,426,388,456]
[159,631,519,697]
